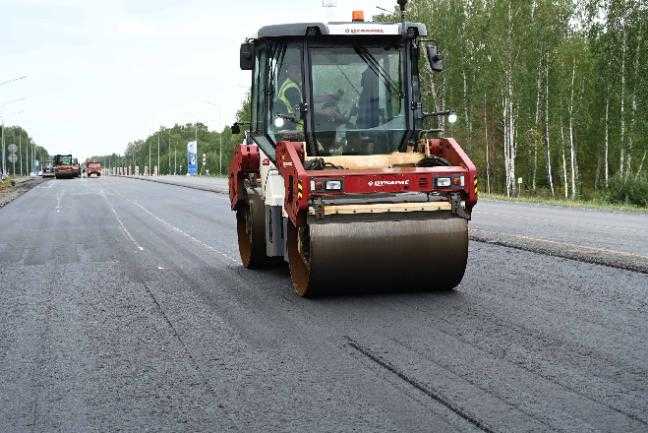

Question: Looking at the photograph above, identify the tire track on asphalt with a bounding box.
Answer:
[140,280,241,431]
[389,293,648,428]
[97,185,245,431]
[345,336,498,433]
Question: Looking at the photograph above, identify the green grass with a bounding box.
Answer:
[480,192,648,213]
[0,176,13,191]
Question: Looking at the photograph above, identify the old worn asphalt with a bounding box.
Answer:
[1,176,647,432]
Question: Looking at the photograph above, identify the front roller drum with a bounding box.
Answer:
[287,211,468,297]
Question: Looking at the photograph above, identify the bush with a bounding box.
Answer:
[605,175,648,207]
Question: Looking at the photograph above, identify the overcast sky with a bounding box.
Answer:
[1,0,389,160]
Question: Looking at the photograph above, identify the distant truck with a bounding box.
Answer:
[86,161,102,177]
[53,154,76,179]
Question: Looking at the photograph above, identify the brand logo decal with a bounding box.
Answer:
[345,28,385,34]
[369,179,410,187]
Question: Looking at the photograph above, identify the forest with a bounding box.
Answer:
[92,123,237,177]
[0,125,50,176]
[100,0,647,207]
[391,0,647,205]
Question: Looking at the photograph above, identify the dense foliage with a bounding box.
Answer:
[0,125,50,176]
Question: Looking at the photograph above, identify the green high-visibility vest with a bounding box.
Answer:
[277,78,301,114]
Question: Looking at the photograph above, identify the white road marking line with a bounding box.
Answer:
[38,181,55,189]
[111,189,240,265]
[55,190,64,213]
[100,189,144,251]
[157,266,165,270]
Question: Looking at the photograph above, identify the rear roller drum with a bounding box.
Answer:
[236,192,270,268]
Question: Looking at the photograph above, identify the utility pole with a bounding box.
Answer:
[24,132,28,175]
[19,132,22,175]
[148,138,151,176]
[195,122,199,174]
[174,141,177,175]
[157,131,160,176]
[1,120,5,176]
[218,110,222,175]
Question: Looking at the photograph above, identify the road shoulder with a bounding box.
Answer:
[0,177,45,209]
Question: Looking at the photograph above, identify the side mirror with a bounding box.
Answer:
[425,44,443,72]
[240,43,254,71]
[230,123,241,135]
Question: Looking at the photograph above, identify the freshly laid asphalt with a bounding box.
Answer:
[1,176,647,432]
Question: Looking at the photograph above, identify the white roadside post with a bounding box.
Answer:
[8,143,17,175]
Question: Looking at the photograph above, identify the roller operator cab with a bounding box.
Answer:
[229,9,478,297]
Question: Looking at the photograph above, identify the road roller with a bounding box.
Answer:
[228,2,478,296]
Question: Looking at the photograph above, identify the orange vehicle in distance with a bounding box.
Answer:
[86,160,102,177]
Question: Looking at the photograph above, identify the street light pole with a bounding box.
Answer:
[1,120,5,176]
[19,132,22,176]
[148,139,151,176]
[157,131,160,176]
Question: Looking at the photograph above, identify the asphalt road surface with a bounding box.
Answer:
[1,176,647,433]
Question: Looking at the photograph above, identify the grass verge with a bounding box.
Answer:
[480,193,648,214]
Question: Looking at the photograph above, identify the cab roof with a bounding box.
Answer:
[256,21,427,39]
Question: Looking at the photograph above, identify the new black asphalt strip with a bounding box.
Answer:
[1,176,647,432]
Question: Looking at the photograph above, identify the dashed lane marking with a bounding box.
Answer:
[108,188,239,265]
[55,190,64,213]
[101,189,144,251]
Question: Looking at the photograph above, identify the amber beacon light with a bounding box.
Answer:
[352,10,365,22]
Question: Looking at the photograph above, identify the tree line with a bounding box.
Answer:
[0,125,50,176]
[90,122,239,177]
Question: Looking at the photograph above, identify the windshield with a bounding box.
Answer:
[55,155,73,165]
[309,42,405,156]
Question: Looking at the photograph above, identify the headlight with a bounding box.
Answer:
[311,178,344,193]
[436,177,451,187]
[325,180,343,190]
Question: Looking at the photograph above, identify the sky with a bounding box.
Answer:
[0,0,390,161]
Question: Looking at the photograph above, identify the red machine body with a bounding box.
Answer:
[229,138,478,226]
[228,143,260,209]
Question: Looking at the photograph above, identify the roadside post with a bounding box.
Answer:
[8,143,17,175]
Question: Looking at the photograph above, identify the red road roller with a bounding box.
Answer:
[228,4,478,296]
